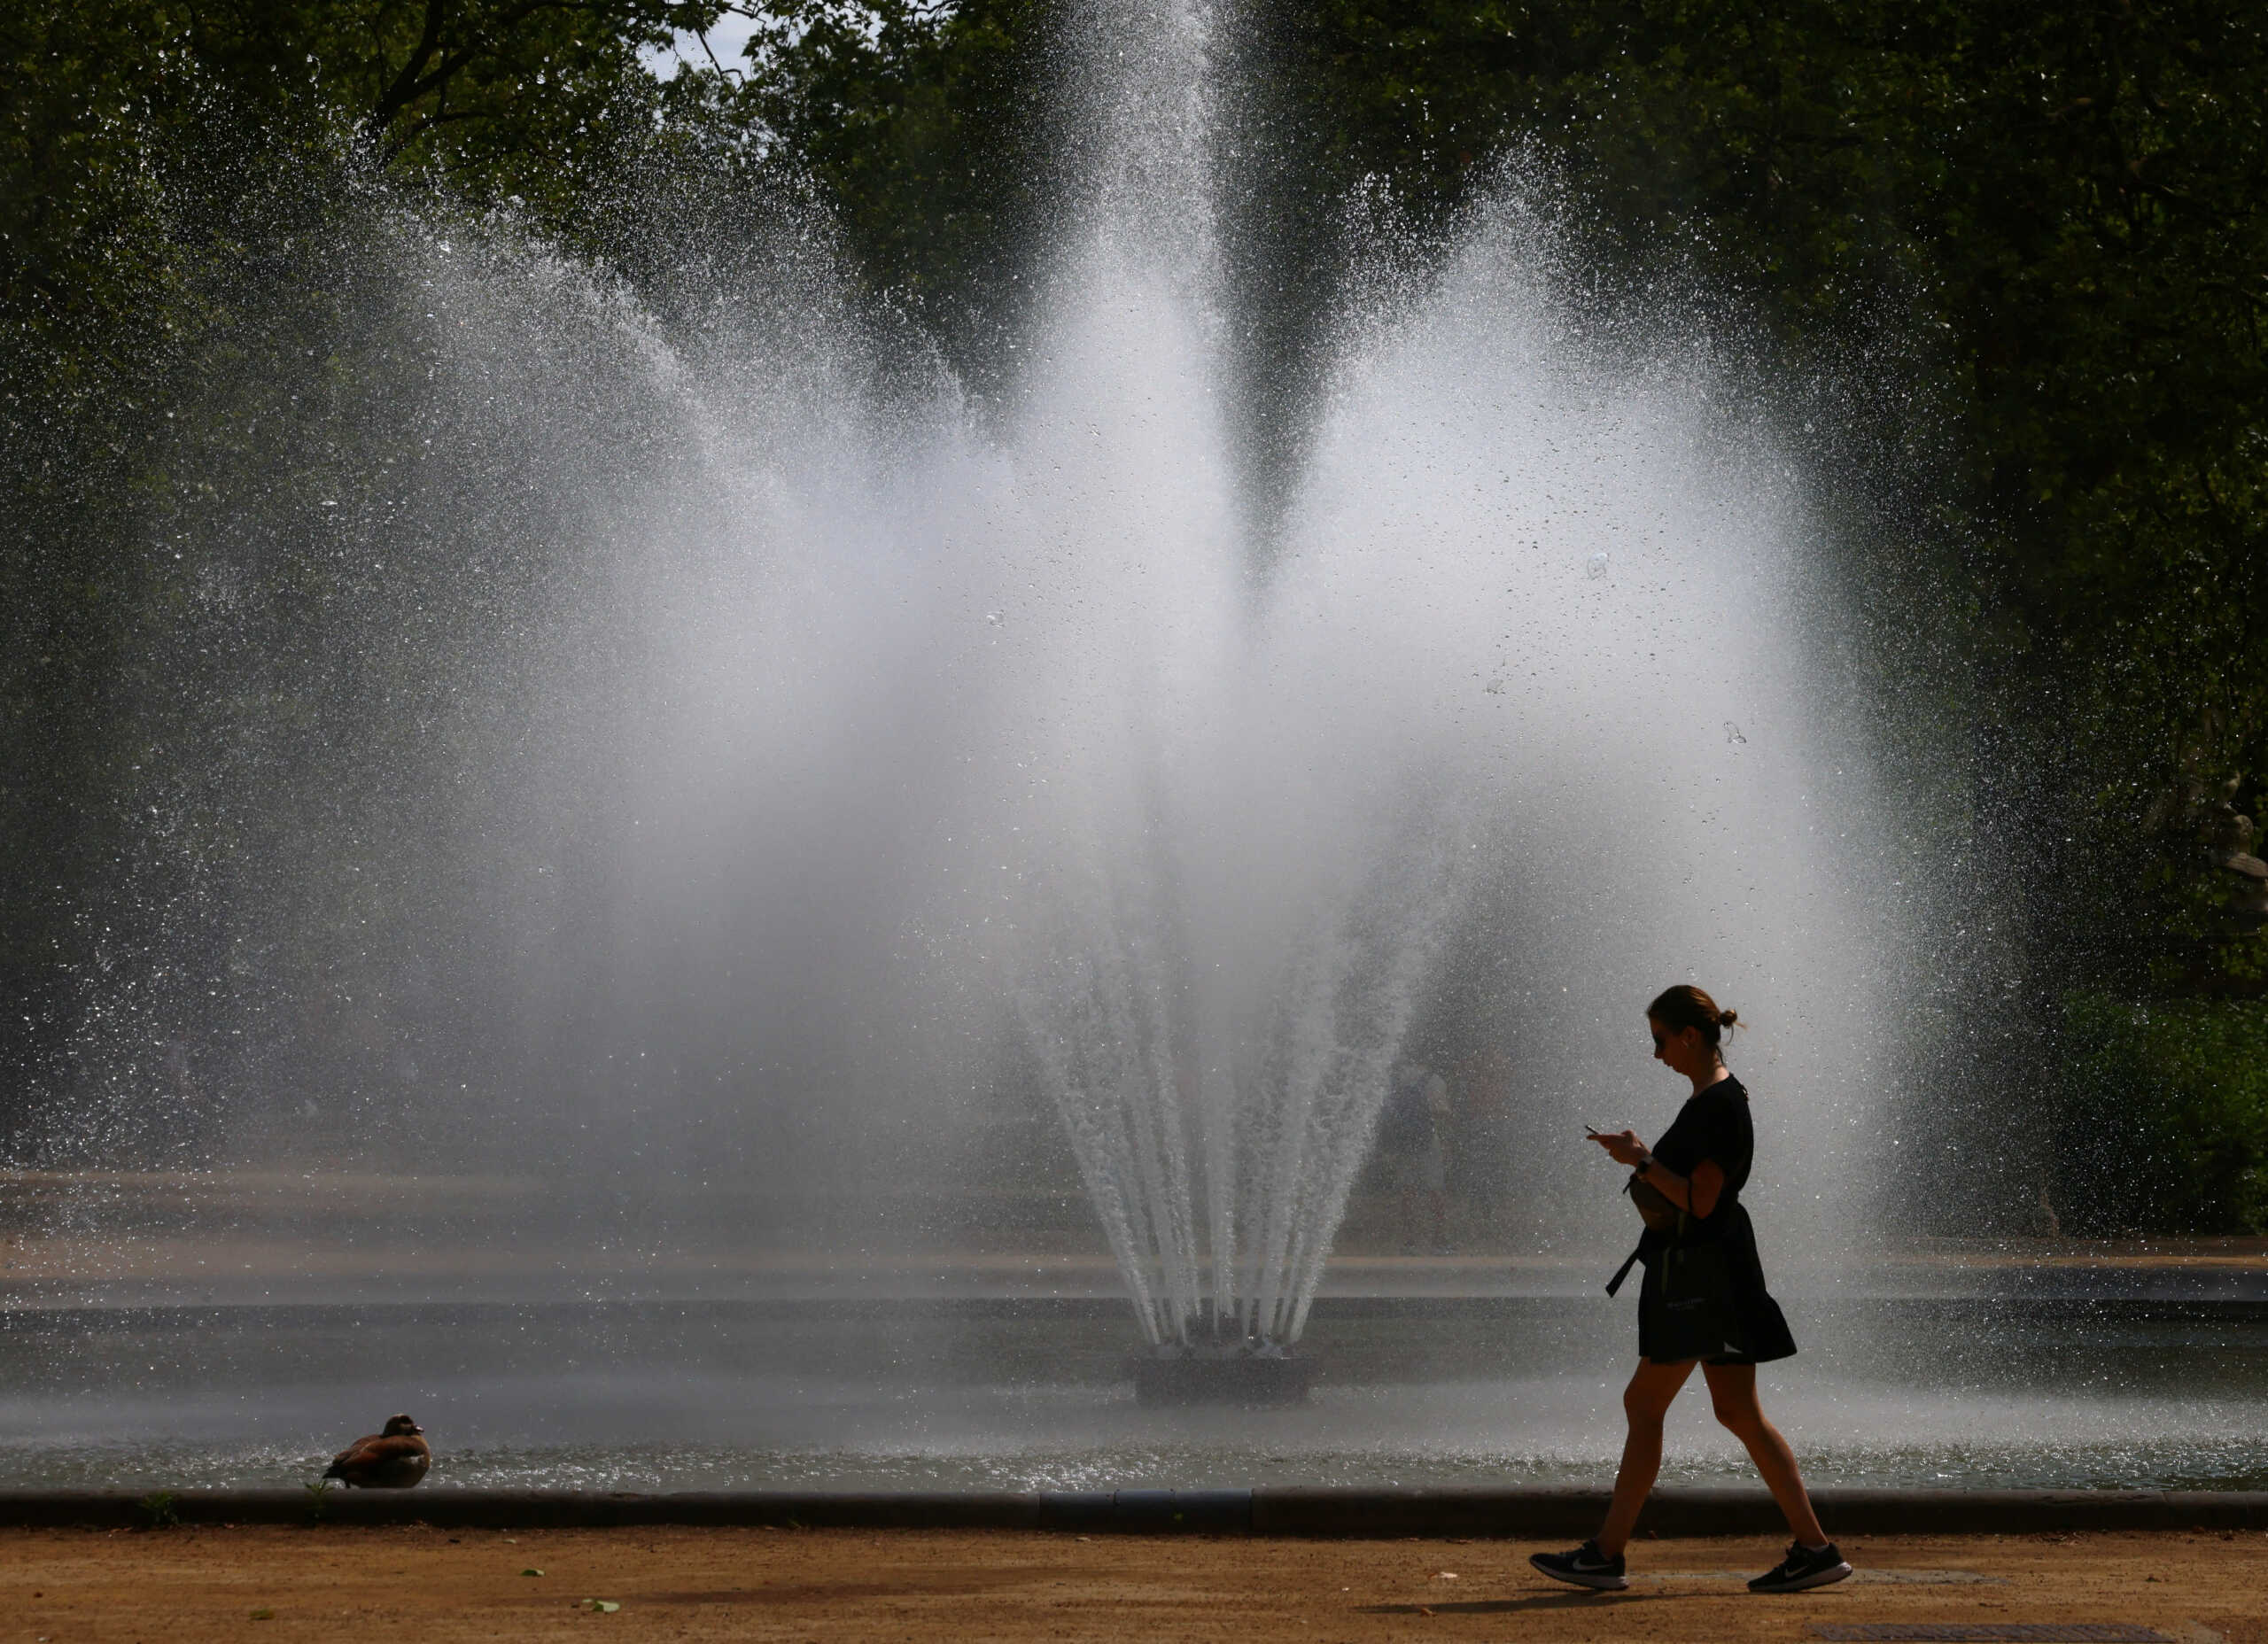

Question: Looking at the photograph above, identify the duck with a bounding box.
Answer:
[322,1414,431,1488]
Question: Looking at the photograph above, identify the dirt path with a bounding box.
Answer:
[4,1525,2259,1642]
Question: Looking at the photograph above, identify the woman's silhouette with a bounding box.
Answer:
[1528,984,1850,1594]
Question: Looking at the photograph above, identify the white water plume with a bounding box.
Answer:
[65,6,1899,1347]
[933,6,1893,1345]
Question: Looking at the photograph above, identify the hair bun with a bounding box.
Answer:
[1717,1007,1739,1030]
[1646,984,1735,1047]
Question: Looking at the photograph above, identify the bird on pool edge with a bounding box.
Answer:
[323,1415,431,1488]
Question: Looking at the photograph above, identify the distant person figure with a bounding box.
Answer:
[1528,986,1849,1595]
[323,1414,431,1488]
[161,1039,201,1109]
[1378,1062,1451,1253]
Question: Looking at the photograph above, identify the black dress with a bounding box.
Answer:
[1630,1074,1797,1366]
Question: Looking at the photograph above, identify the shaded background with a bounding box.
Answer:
[4,0,2267,1248]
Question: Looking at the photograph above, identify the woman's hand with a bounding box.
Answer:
[1589,1129,1650,1167]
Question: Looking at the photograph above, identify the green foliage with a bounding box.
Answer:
[2058,991,2268,1234]
[733,0,1058,366]
[2,0,729,389]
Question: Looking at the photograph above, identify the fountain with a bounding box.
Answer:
[32,0,1904,1446]
[931,0,1894,1384]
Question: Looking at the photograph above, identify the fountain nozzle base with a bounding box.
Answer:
[1126,1345,1315,1407]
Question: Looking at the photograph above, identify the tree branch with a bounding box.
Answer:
[364,0,454,142]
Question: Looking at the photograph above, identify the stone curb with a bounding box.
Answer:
[4,1486,2265,1535]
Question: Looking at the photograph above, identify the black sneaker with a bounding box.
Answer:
[1747,1540,1852,1594]
[1528,1539,1628,1591]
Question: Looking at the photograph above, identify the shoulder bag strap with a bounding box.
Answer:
[1605,1243,1643,1296]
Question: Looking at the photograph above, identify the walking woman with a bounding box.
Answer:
[1529,985,1851,1594]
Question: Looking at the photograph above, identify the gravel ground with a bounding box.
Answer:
[3,1525,2262,1642]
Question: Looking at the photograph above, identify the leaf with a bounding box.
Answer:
[521,1568,545,1577]
[249,1609,275,1621]
[581,1599,620,1613]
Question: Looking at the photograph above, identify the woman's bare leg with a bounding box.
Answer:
[1595,1359,1695,1556]
[1701,1361,1827,1545]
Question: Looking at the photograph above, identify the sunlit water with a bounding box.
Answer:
[65,0,1909,1363]
[3,1300,2261,1493]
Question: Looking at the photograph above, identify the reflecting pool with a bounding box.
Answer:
[3,1297,2262,1493]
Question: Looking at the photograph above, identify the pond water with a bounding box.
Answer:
[1,1298,2263,1494]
